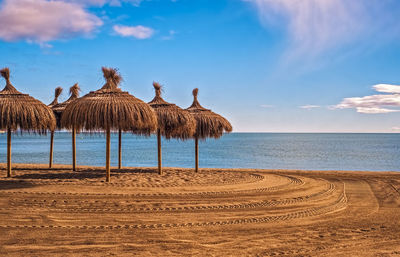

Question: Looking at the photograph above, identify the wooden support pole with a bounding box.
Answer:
[118,129,122,170]
[49,131,54,168]
[195,136,199,173]
[106,128,111,182]
[7,127,11,177]
[157,128,162,175]
[72,127,76,171]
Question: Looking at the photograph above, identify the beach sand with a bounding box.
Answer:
[0,163,399,256]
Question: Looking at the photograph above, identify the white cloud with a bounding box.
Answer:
[373,84,400,94]
[0,0,148,44]
[67,0,144,7]
[260,104,274,108]
[0,0,103,43]
[300,105,320,110]
[67,0,108,6]
[333,84,400,114]
[113,25,154,39]
[244,0,394,58]
[355,107,399,114]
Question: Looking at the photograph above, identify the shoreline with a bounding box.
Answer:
[1,162,399,176]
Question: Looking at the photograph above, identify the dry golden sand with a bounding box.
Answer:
[0,163,399,256]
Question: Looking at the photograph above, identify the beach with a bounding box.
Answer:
[0,164,399,256]
[1,0,399,256]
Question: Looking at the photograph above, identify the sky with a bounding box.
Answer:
[1,0,400,133]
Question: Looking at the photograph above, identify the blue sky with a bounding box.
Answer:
[1,0,400,132]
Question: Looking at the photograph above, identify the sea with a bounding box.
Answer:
[0,132,399,172]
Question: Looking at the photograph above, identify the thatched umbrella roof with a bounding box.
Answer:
[48,86,63,128]
[61,67,157,182]
[51,84,80,112]
[50,84,80,129]
[148,82,195,139]
[0,68,56,133]
[48,84,81,170]
[49,87,63,108]
[186,88,232,139]
[61,67,157,133]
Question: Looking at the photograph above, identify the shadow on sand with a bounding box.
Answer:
[0,167,159,181]
[108,168,158,174]
[0,180,39,191]
[11,171,104,180]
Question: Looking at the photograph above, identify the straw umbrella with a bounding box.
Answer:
[148,82,196,175]
[0,68,56,177]
[186,88,232,172]
[48,84,80,169]
[48,86,63,168]
[61,67,157,182]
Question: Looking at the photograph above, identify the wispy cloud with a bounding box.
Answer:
[392,126,400,132]
[67,0,144,7]
[333,84,400,114]
[260,104,274,108]
[161,30,177,40]
[300,105,320,110]
[67,0,109,6]
[113,25,154,39]
[244,0,397,60]
[0,0,103,43]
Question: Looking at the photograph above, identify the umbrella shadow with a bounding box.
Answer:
[0,180,38,191]
[12,170,105,180]
[7,167,67,171]
[110,168,158,174]
[1,167,159,182]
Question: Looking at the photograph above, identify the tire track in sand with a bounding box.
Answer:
[0,186,347,230]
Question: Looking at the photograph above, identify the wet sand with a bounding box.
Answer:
[0,163,399,256]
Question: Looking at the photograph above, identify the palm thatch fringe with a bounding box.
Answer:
[69,83,80,99]
[0,68,56,134]
[148,82,196,139]
[101,67,122,89]
[51,83,80,112]
[61,67,157,181]
[49,87,63,107]
[61,67,157,134]
[186,88,232,140]
[50,83,80,129]
[1,67,56,177]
